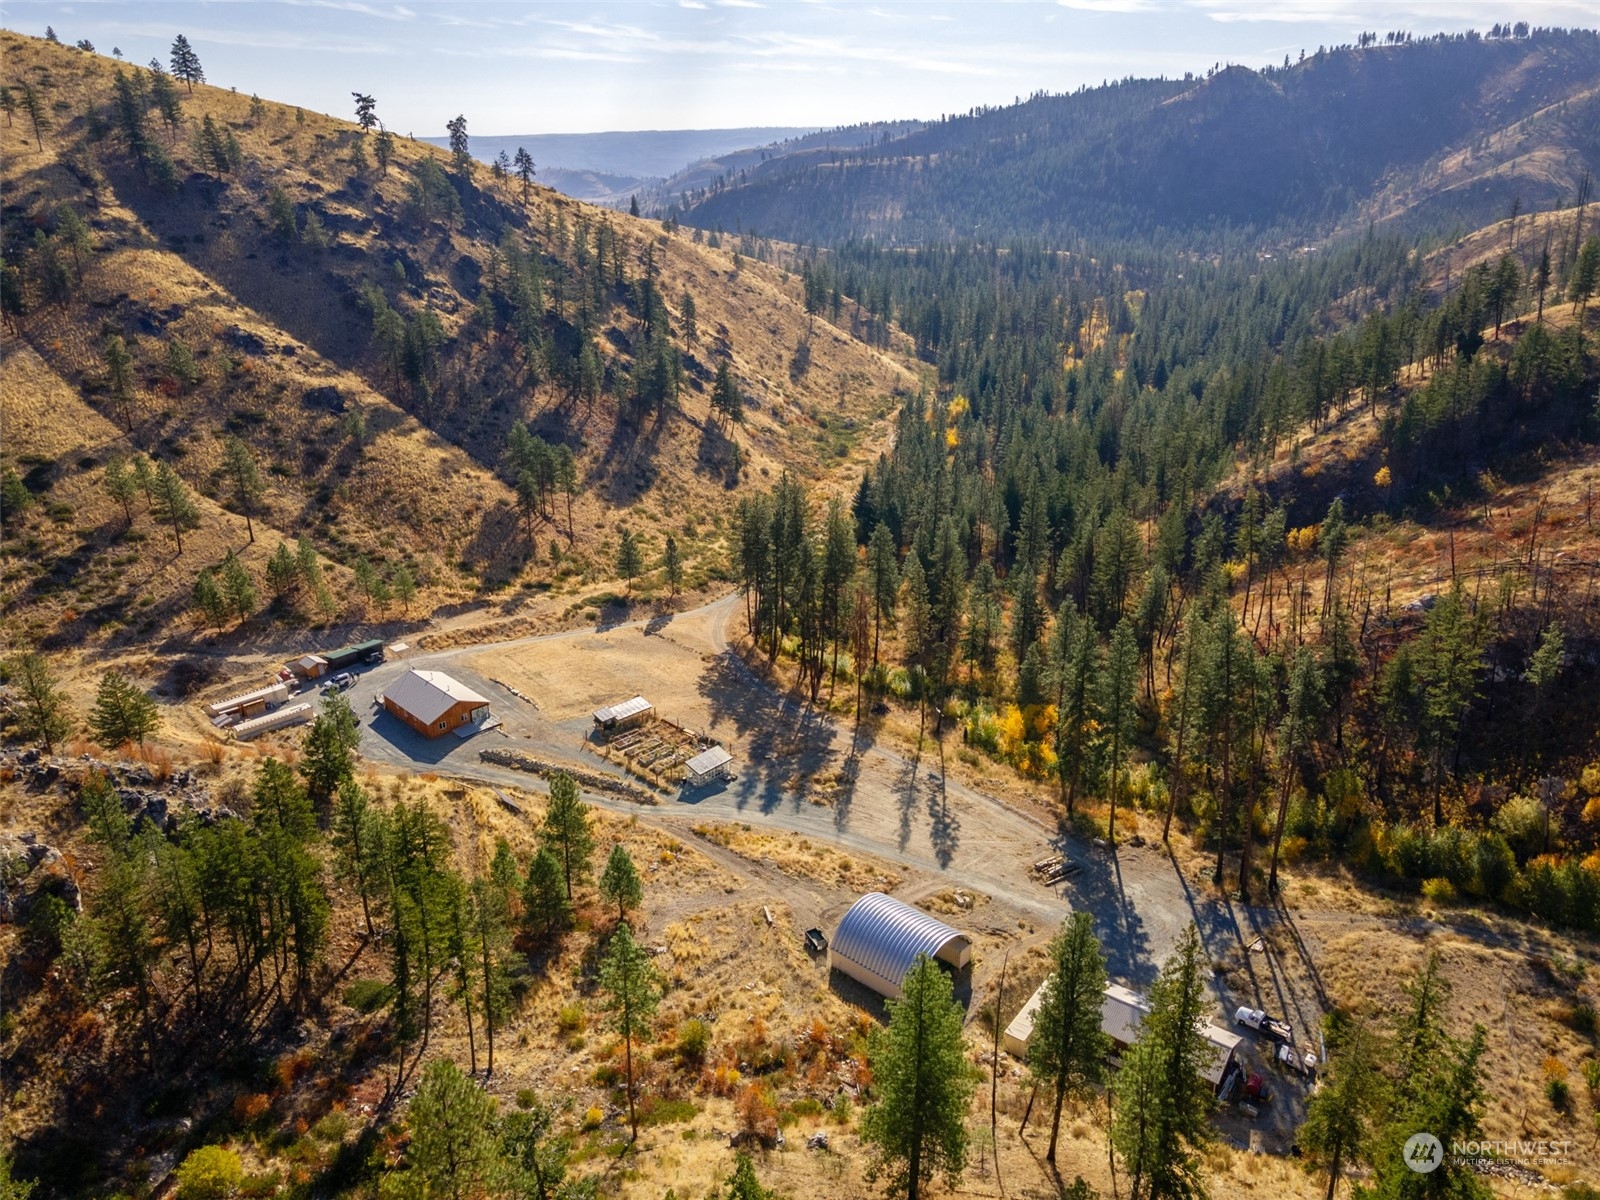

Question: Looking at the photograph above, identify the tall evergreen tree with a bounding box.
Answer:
[1029,911,1110,1162]
[599,921,662,1141]
[1112,924,1213,1200]
[1100,616,1140,843]
[598,842,642,924]
[221,436,264,542]
[168,34,204,92]
[300,693,361,806]
[539,773,593,900]
[6,651,73,754]
[1299,1012,1384,1200]
[404,1059,500,1200]
[89,670,160,748]
[861,954,976,1200]
[149,461,199,553]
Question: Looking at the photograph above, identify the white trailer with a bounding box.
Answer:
[231,702,314,741]
[205,681,291,718]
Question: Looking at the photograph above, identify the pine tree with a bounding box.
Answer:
[266,542,299,600]
[17,82,49,150]
[598,843,642,924]
[300,692,361,805]
[599,921,662,1141]
[522,845,571,939]
[101,457,137,528]
[1029,911,1109,1162]
[5,651,74,755]
[500,1093,571,1199]
[1100,616,1139,843]
[1112,924,1214,1200]
[405,1059,500,1200]
[55,206,91,282]
[375,127,394,176]
[513,146,536,198]
[89,670,161,748]
[446,114,470,174]
[662,533,683,597]
[616,527,643,593]
[169,34,204,92]
[861,954,976,1200]
[331,779,385,939]
[539,773,593,900]
[103,334,136,429]
[391,562,417,614]
[220,436,264,541]
[192,567,226,629]
[723,1153,773,1200]
[351,92,377,131]
[166,337,200,388]
[1300,1012,1384,1200]
[867,521,900,671]
[267,185,299,242]
[219,550,257,620]
[148,461,199,553]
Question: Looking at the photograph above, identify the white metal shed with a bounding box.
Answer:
[828,893,972,1000]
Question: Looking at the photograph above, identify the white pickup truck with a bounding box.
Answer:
[1234,1006,1294,1043]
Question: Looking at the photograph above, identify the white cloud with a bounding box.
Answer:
[1057,0,1155,12]
[680,0,708,8]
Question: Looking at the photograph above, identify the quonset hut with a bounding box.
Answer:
[828,892,972,1000]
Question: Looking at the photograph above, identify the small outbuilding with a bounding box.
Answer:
[288,654,330,680]
[322,639,385,670]
[1003,979,1243,1092]
[592,696,655,734]
[828,892,972,1000]
[382,669,490,738]
[683,745,734,788]
[205,681,291,720]
[232,702,314,741]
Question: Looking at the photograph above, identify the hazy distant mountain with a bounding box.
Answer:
[676,29,1600,247]
[430,123,925,206]
[422,127,818,201]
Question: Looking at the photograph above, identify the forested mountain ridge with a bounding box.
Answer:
[675,28,1600,248]
[0,30,914,654]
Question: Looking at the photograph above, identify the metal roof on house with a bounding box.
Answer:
[383,669,489,726]
[831,893,970,994]
[1102,983,1151,1047]
[593,695,653,723]
[684,746,733,776]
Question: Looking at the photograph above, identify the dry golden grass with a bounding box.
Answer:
[691,822,903,895]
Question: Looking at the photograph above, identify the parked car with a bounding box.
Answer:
[322,672,355,693]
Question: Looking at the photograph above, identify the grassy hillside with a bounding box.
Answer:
[0,30,916,657]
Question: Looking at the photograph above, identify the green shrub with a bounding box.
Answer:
[175,1145,244,1200]
[1420,877,1457,906]
[342,979,392,1014]
[1547,1077,1571,1111]
[557,1002,586,1034]
[676,1019,711,1067]
[638,1097,700,1127]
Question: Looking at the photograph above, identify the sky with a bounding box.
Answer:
[5,0,1600,137]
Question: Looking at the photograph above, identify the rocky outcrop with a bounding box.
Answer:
[478,749,657,806]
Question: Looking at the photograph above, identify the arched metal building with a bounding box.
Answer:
[828,892,973,999]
